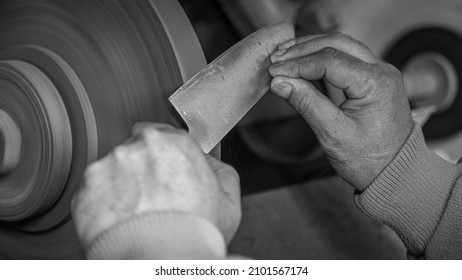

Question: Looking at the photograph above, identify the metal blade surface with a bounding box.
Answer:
[169,22,294,153]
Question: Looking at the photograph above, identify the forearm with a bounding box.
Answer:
[354,123,462,259]
[86,211,227,259]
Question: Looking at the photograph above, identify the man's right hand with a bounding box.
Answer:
[269,32,414,191]
[72,123,241,250]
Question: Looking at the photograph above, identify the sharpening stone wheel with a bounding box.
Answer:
[0,0,206,259]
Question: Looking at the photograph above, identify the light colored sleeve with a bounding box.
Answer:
[86,211,227,259]
[354,123,462,259]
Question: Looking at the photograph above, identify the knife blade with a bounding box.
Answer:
[169,21,295,153]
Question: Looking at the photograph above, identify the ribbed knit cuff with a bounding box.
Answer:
[354,123,462,256]
[86,211,226,259]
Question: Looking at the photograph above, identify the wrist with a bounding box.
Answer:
[86,211,227,259]
[354,123,462,255]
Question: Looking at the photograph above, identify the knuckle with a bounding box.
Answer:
[329,31,347,40]
[320,47,340,69]
[361,42,375,56]
[138,125,157,139]
[378,63,403,86]
[82,163,103,187]
[361,63,404,101]
[329,31,359,46]
[166,128,195,149]
[176,131,196,147]
[363,76,379,90]
[112,145,129,160]
[131,122,146,133]
[222,163,240,179]
[292,44,306,56]
[131,122,157,139]
[85,160,102,177]
[361,69,383,91]
[386,63,403,79]
[287,60,303,77]
[291,93,313,115]
[321,47,338,59]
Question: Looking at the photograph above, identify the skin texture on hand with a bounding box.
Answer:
[72,123,241,250]
[269,32,414,191]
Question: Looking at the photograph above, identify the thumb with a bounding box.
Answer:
[204,154,240,195]
[270,76,352,139]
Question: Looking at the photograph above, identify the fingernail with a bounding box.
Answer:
[270,50,286,63]
[268,62,283,75]
[273,49,286,56]
[271,82,293,96]
[270,61,284,67]
[278,39,295,50]
[270,55,281,63]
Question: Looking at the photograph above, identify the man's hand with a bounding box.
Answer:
[72,123,241,249]
[269,32,414,191]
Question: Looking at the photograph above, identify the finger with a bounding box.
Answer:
[209,143,221,159]
[204,154,226,174]
[131,122,176,136]
[123,122,175,148]
[131,123,189,142]
[204,154,240,195]
[276,34,323,51]
[128,122,191,155]
[270,76,352,138]
[271,32,377,64]
[269,48,373,99]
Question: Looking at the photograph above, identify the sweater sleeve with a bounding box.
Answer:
[86,211,227,259]
[354,123,462,259]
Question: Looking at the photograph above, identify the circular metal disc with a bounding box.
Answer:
[0,60,73,223]
[0,0,206,259]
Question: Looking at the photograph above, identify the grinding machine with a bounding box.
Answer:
[0,0,208,259]
[2,0,462,259]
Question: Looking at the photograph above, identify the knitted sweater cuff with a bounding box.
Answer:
[86,211,226,259]
[354,124,461,255]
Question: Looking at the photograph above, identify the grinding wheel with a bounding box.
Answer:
[0,0,206,259]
